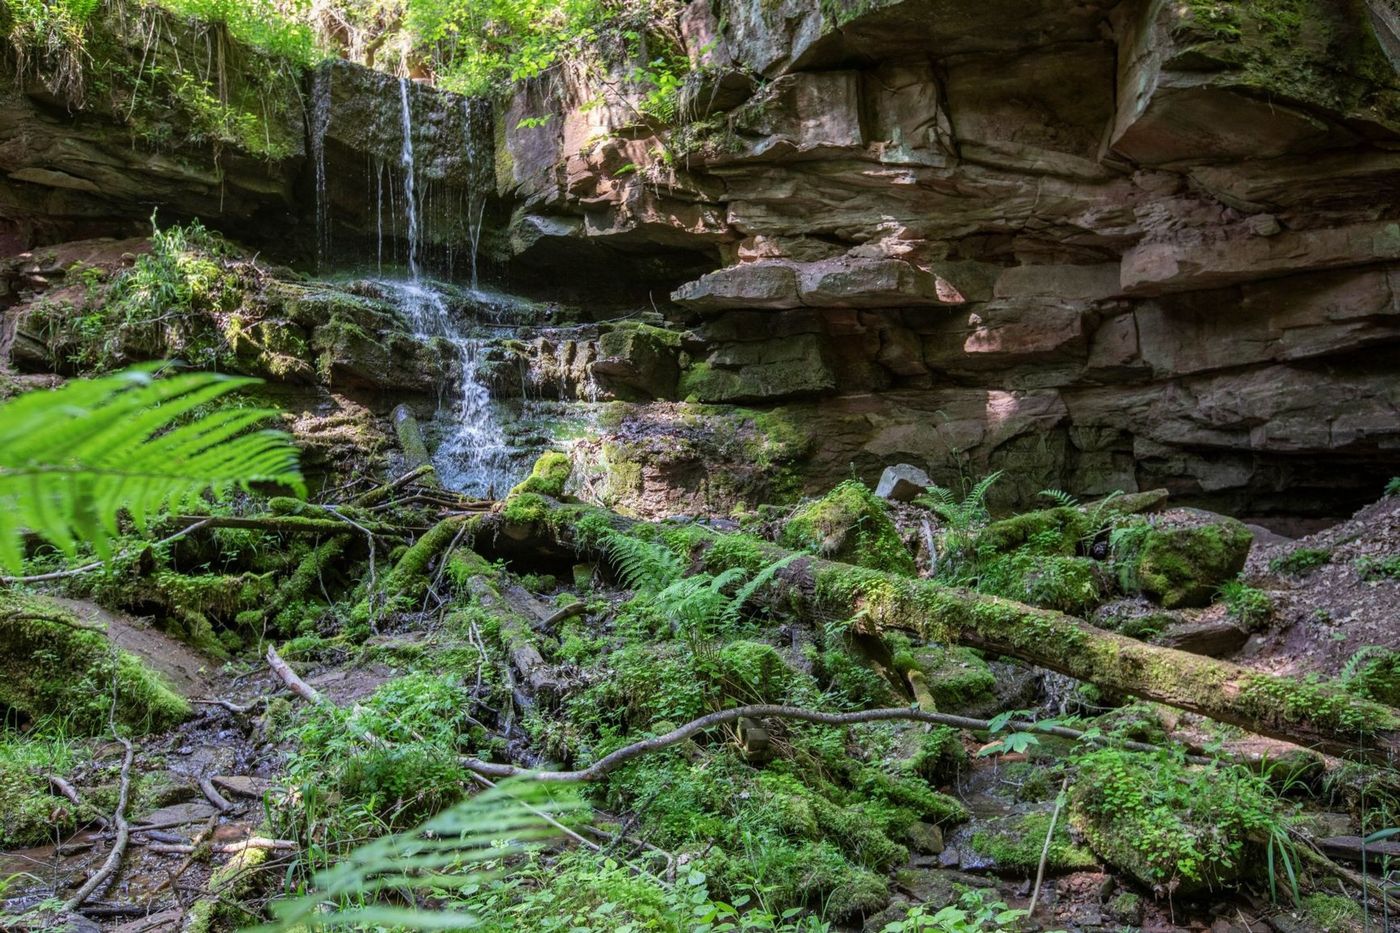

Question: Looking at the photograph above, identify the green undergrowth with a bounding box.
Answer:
[2,0,315,159]
[0,595,189,733]
[1070,746,1297,896]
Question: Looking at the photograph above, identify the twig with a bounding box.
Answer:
[64,737,134,910]
[47,773,84,808]
[191,697,264,714]
[457,704,1183,782]
[198,776,234,814]
[1029,775,1070,916]
[0,519,213,584]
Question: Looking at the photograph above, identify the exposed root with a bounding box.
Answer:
[64,737,134,911]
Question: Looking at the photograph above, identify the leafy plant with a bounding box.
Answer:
[0,365,303,572]
[880,888,1028,932]
[975,709,1045,758]
[1386,476,1400,498]
[257,779,578,931]
[1218,579,1273,629]
[916,471,1001,579]
[1268,547,1331,576]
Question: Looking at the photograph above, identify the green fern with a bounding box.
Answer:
[0,366,304,571]
[1038,488,1079,509]
[257,779,576,931]
[599,531,685,594]
[916,470,1002,579]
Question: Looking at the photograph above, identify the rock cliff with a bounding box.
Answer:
[493,0,1400,516]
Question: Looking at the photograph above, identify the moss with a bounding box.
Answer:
[781,480,916,576]
[978,552,1102,615]
[971,811,1098,875]
[910,726,969,786]
[185,839,272,933]
[1070,747,1288,896]
[0,596,190,734]
[508,451,572,497]
[910,647,996,713]
[1113,516,1254,609]
[1299,893,1365,932]
[978,507,1087,556]
[0,739,89,847]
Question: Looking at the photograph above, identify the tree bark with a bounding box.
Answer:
[478,500,1400,764]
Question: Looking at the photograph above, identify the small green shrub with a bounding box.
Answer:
[1357,554,1400,582]
[1218,579,1273,629]
[1269,547,1331,576]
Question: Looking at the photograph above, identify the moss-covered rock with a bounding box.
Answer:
[978,506,1088,556]
[0,597,190,734]
[1070,748,1285,896]
[908,647,996,714]
[1113,511,1254,609]
[509,451,573,497]
[592,322,682,400]
[970,811,1097,876]
[781,480,915,575]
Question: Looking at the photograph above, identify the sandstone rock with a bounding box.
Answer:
[874,463,931,501]
[672,257,978,311]
[1121,220,1400,295]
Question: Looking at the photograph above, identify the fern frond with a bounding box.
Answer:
[257,780,577,931]
[0,366,304,572]
[600,531,684,593]
[963,470,1003,515]
[1038,488,1079,509]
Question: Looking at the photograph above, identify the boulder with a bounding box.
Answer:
[781,480,916,575]
[1113,509,1254,609]
[875,463,931,501]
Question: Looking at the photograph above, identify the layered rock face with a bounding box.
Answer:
[495,0,1400,515]
[0,14,492,273]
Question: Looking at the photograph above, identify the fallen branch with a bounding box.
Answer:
[143,837,298,855]
[265,645,323,704]
[47,773,84,808]
[64,737,133,910]
[483,500,1400,764]
[0,519,213,585]
[169,514,401,536]
[191,697,264,714]
[198,776,234,814]
[1029,775,1070,916]
[456,704,1176,782]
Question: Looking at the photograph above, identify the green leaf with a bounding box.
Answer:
[0,365,303,573]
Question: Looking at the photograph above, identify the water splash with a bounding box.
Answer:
[377,279,515,497]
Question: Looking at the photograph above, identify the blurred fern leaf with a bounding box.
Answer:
[0,365,304,571]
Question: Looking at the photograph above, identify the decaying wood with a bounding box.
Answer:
[198,776,234,814]
[265,645,323,704]
[1315,834,1400,864]
[64,737,133,911]
[392,404,440,487]
[481,500,1400,764]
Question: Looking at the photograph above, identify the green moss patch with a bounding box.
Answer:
[970,811,1097,876]
[509,451,573,497]
[781,480,915,576]
[1112,513,1254,609]
[0,596,190,734]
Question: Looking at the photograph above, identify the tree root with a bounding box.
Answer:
[265,645,322,704]
[64,737,133,910]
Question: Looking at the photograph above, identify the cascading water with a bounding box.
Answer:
[311,66,332,271]
[398,77,421,278]
[383,77,517,497]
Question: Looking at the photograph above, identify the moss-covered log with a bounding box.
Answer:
[481,498,1400,764]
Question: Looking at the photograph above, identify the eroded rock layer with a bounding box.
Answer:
[493,0,1400,516]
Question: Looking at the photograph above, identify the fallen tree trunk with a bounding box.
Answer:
[478,500,1400,764]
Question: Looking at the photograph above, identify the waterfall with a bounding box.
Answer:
[379,279,515,497]
[311,66,332,271]
[386,79,515,497]
[462,99,488,290]
[398,77,421,279]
